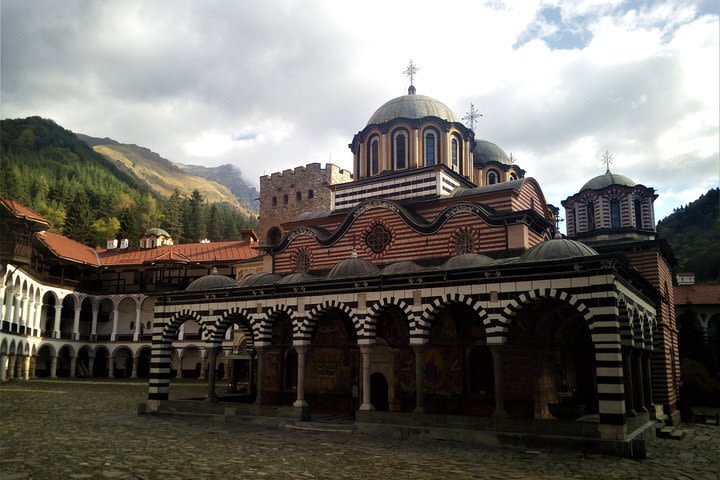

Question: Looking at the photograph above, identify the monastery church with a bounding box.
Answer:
[1,77,679,457]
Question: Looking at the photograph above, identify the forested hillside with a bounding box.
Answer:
[657,187,720,283]
[0,117,257,247]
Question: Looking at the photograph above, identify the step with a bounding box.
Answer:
[286,421,355,434]
[669,429,686,439]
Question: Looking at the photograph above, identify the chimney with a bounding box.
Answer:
[676,272,695,286]
[106,239,118,250]
[119,239,129,249]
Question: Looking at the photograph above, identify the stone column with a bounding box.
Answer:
[23,354,31,380]
[642,352,654,411]
[72,307,81,340]
[178,323,185,341]
[13,294,22,332]
[0,354,7,381]
[206,346,218,402]
[21,297,30,330]
[27,301,36,334]
[255,346,266,405]
[632,350,647,413]
[293,345,308,408]
[131,355,138,379]
[7,355,17,380]
[413,345,425,414]
[108,356,115,378]
[622,348,636,416]
[133,308,142,341]
[359,345,374,411]
[29,355,37,379]
[110,308,119,341]
[88,356,95,378]
[50,355,58,379]
[52,304,62,339]
[70,356,77,378]
[0,285,5,322]
[489,345,507,417]
[175,352,184,379]
[3,290,14,325]
[199,353,207,380]
[90,305,99,339]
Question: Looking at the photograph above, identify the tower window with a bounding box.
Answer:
[610,199,621,228]
[393,130,408,170]
[423,129,438,166]
[308,189,314,199]
[295,191,302,202]
[368,136,380,176]
[272,196,277,207]
[586,202,596,231]
[451,138,459,168]
[487,169,499,185]
[283,194,289,205]
[634,199,643,228]
[509,172,518,181]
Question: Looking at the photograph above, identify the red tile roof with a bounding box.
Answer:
[674,285,720,306]
[37,231,102,266]
[1,198,51,227]
[99,241,261,266]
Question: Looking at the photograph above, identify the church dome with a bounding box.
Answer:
[443,253,494,270]
[580,172,636,192]
[367,89,459,126]
[327,251,379,279]
[186,267,237,291]
[238,272,282,287]
[473,140,512,166]
[520,237,598,263]
[144,227,171,237]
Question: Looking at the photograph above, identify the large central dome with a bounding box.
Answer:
[367,90,459,126]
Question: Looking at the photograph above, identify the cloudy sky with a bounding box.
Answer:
[2,0,718,225]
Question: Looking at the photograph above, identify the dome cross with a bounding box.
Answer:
[602,150,614,174]
[462,103,482,131]
[403,59,420,87]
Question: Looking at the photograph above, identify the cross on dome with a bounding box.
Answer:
[602,150,614,174]
[403,59,419,94]
[462,103,482,131]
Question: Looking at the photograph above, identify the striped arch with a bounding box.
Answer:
[617,296,635,347]
[500,288,593,333]
[298,300,358,344]
[254,304,297,347]
[208,306,256,345]
[160,309,203,343]
[364,297,414,343]
[645,315,657,350]
[632,309,646,347]
[414,293,488,343]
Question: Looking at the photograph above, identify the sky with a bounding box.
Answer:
[1,0,718,227]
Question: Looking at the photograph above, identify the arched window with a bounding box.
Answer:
[295,191,301,202]
[283,194,288,205]
[367,136,380,176]
[267,226,282,245]
[610,199,621,228]
[455,231,474,255]
[451,137,459,169]
[272,196,277,207]
[392,130,408,170]
[486,169,499,185]
[586,202,596,231]
[509,172,518,181]
[423,129,438,166]
[307,189,314,199]
[296,252,311,273]
[634,199,643,228]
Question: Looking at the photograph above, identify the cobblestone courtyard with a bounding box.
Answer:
[1,380,718,480]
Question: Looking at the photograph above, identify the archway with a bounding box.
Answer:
[36,344,54,377]
[59,296,75,339]
[373,305,412,412]
[41,292,57,337]
[180,346,201,379]
[306,307,358,415]
[93,347,109,377]
[136,347,152,378]
[370,372,389,411]
[505,298,596,420]
[57,345,74,377]
[265,313,296,405]
[76,346,92,377]
[112,347,133,378]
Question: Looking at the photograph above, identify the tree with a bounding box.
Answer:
[63,190,94,244]
[207,203,222,241]
[188,189,207,242]
[92,217,121,247]
[163,189,185,240]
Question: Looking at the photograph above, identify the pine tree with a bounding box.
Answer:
[63,190,94,244]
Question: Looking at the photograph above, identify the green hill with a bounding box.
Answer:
[0,117,257,246]
[657,187,720,283]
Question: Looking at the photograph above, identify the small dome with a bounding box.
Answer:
[277,272,319,284]
[473,140,512,167]
[238,272,282,287]
[367,93,459,125]
[186,267,237,291]
[327,252,379,279]
[520,238,598,263]
[144,227,171,237]
[442,253,494,270]
[580,172,636,191]
[381,261,427,276]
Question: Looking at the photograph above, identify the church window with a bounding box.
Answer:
[308,189,314,199]
[423,129,438,166]
[368,136,380,176]
[455,231,474,255]
[451,137,459,169]
[586,202,596,231]
[296,252,311,273]
[487,169,499,185]
[283,194,289,205]
[272,196,277,207]
[393,130,408,170]
[295,191,302,202]
[610,199,621,228]
[366,224,392,254]
[509,172,518,181]
[634,199,643,228]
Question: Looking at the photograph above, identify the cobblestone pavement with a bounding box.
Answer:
[1,380,718,480]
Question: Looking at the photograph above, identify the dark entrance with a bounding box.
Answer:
[370,372,389,411]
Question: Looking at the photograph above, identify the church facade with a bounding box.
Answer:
[145,85,679,456]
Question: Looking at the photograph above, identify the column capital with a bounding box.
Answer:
[359,345,373,355]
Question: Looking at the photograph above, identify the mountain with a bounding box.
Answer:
[176,163,258,209]
[657,188,720,283]
[79,135,256,216]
